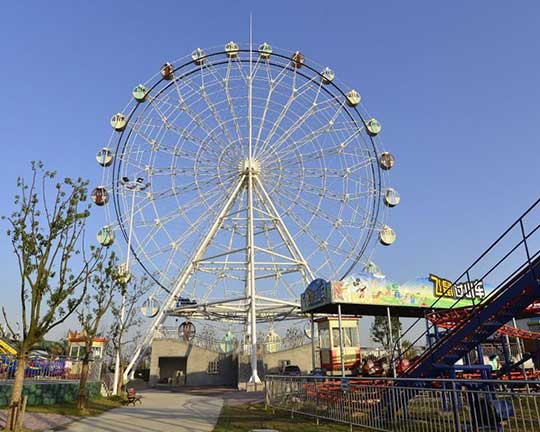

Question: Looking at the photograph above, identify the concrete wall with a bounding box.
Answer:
[237,344,315,386]
[151,337,315,388]
[0,381,101,407]
[264,344,314,374]
[150,338,236,387]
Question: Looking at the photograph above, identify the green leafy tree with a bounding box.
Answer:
[401,339,419,359]
[76,250,121,409]
[370,315,402,351]
[1,162,101,430]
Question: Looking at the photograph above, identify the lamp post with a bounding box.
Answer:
[112,177,150,395]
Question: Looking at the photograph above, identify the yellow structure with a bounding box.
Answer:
[0,339,17,355]
[67,330,106,360]
[317,317,360,373]
[66,331,107,377]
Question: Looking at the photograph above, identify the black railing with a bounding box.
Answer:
[392,198,540,369]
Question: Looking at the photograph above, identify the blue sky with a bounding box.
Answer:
[0,1,539,340]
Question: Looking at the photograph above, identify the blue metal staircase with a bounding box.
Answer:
[406,254,540,378]
[394,198,540,380]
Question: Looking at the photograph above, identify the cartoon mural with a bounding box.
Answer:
[301,272,489,312]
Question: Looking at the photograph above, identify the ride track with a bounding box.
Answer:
[426,302,540,341]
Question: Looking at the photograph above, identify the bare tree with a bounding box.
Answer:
[76,250,121,409]
[108,275,150,394]
[2,162,100,430]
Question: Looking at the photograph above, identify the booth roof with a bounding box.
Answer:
[305,302,540,319]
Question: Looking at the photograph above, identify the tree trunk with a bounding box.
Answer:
[6,351,28,431]
[77,358,90,409]
[116,362,124,396]
[115,343,124,396]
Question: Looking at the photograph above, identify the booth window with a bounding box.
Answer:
[332,328,359,348]
[332,329,341,347]
[207,360,220,375]
[319,328,330,348]
[345,327,359,347]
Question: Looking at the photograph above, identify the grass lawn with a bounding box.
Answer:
[25,396,124,417]
[214,402,368,432]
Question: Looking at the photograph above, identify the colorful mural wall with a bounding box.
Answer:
[301,272,489,312]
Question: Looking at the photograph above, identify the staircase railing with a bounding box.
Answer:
[391,198,540,372]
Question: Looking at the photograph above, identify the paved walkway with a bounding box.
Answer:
[58,390,223,432]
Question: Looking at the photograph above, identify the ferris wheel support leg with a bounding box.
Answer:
[123,177,246,382]
[255,177,315,282]
[246,168,261,384]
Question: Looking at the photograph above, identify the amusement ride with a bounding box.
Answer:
[93,39,399,384]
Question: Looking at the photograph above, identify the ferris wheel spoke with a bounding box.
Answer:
[253,65,301,158]
[273,166,377,200]
[268,197,333,258]
[274,177,376,232]
[252,60,309,155]
[260,99,349,162]
[254,72,321,158]
[273,187,335,228]
[220,61,246,149]
[268,145,338,171]
[232,53,263,87]
[167,79,231,152]
[128,120,204,163]
[182,78,238,148]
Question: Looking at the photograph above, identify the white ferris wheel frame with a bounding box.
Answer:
[99,39,396,384]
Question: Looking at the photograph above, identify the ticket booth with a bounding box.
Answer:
[317,317,360,373]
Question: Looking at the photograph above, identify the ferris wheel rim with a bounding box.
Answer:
[105,43,390,297]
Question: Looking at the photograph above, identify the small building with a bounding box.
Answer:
[67,330,107,360]
[149,325,314,388]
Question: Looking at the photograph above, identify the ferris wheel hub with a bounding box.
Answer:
[238,158,262,177]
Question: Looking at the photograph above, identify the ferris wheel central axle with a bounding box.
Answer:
[238,158,262,177]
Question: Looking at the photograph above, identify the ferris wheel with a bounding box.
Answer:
[94,40,399,383]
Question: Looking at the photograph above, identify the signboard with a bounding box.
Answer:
[430,274,485,300]
[301,272,489,312]
[301,278,331,311]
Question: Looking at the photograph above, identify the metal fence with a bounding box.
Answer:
[266,375,540,431]
[154,325,312,354]
[0,355,102,382]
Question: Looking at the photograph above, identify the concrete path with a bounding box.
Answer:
[58,390,223,432]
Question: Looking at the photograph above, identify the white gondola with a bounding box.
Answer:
[110,113,127,131]
[321,67,335,84]
[366,118,382,136]
[384,188,400,207]
[191,48,205,65]
[258,42,272,59]
[379,225,396,246]
[141,296,160,318]
[160,63,174,80]
[96,148,113,167]
[96,226,115,246]
[379,152,395,170]
[132,84,148,102]
[264,330,281,353]
[346,90,361,107]
[224,41,239,58]
[114,263,131,284]
[91,186,109,206]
